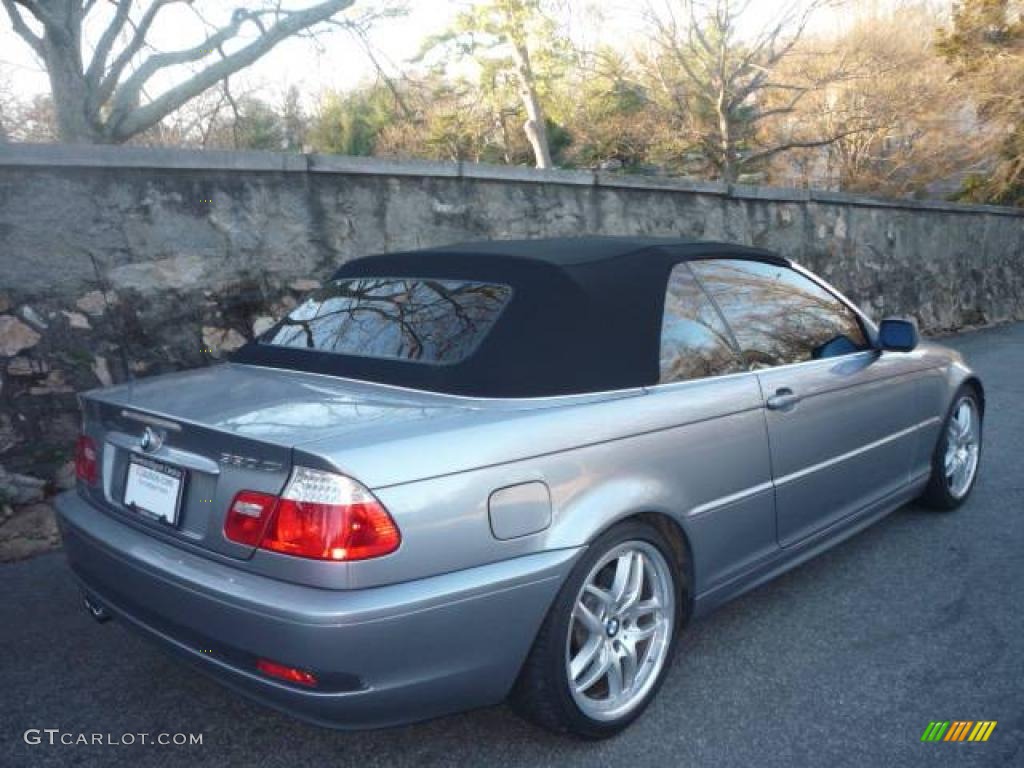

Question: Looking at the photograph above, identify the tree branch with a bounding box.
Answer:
[2,0,45,57]
[742,132,861,167]
[93,0,183,112]
[86,0,133,86]
[107,0,355,140]
[11,0,64,32]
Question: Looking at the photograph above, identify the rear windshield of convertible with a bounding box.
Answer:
[259,278,512,365]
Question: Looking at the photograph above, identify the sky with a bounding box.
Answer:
[0,0,929,106]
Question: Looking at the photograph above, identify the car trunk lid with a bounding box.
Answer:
[79,363,471,558]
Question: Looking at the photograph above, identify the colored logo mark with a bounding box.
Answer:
[921,721,997,742]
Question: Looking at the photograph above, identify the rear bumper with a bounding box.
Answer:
[55,490,579,729]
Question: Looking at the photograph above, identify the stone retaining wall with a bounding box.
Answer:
[1,143,1022,528]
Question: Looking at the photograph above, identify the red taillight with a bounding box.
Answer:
[224,468,400,561]
[260,468,400,561]
[223,491,278,546]
[256,658,318,687]
[75,435,98,486]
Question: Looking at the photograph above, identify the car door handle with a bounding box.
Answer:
[766,388,801,411]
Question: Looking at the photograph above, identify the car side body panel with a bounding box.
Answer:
[358,373,774,592]
[756,348,928,547]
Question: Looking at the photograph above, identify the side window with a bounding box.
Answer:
[659,263,745,383]
[689,259,869,368]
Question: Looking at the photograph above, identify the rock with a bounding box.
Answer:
[201,326,247,358]
[19,305,48,330]
[252,316,276,336]
[91,355,113,387]
[54,460,76,491]
[62,310,92,330]
[834,215,848,240]
[0,415,17,454]
[109,253,206,293]
[273,296,297,315]
[289,279,322,293]
[0,502,60,562]
[28,369,73,395]
[0,467,46,505]
[76,290,115,316]
[6,356,49,376]
[0,316,41,356]
[432,201,469,216]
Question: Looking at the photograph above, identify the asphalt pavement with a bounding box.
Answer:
[1,323,1021,767]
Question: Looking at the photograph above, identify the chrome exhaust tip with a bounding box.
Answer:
[82,592,112,623]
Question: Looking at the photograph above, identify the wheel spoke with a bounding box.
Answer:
[574,647,610,693]
[957,403,972,438]
[617,553,646,612]
[624,620,659,643]
[584,583,614,611]
[605,653,624,698]
[624,597,661,622]
[955,456,971,490]
[610,552,635,605]
[619,642,638,691]
[569,634,603,681]
[573,600,604,635]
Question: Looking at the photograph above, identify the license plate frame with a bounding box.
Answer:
[123,456,186,526]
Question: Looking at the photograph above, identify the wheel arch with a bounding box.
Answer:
[541,477,699,625]
[962,375,985,416]
[630,511,695,627]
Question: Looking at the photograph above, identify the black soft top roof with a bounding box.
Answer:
[234,237,786,397]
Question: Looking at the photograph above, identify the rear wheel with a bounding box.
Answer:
[919,386,983,510]
[511,520,683,739]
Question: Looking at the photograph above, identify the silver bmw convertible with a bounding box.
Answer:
[57,237,983,738]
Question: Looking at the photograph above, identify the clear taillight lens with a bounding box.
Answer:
[75,435,98,486]
[261,467,400,561]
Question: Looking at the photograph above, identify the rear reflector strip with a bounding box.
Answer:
[256,658,318,687]
[75,435,98,486]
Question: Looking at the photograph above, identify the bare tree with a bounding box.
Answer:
[1,0,359,143]
[777,2,991,197]
[640,0,853,182]
[416,0,568,169]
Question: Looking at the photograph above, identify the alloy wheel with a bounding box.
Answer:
[565,541,675,722]
[944,396,980,499]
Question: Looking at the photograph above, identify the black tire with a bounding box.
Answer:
[918,385,983,510]
[510,520,685,739]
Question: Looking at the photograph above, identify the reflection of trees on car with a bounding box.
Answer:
[265,278,511,364]
[690,261,868,367]
[660,264,746,383]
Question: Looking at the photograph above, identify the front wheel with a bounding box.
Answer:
[919,386,983,510]
[511,521,683,738]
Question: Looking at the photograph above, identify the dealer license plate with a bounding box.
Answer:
[124,457,185,525]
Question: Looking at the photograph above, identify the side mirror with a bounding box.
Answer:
[878,317,919,352]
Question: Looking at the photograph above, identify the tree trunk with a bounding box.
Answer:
[716,87,736,183]
[509,40,553,169]
[44,40,100,143]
